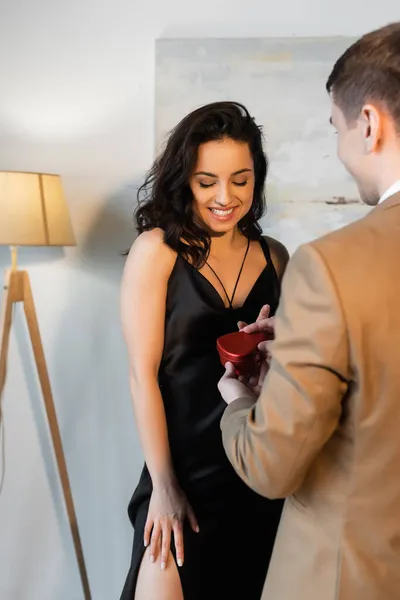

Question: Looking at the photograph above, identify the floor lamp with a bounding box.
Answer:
[0,171,91,600]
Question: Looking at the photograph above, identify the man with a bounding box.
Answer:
[218,23,400,600]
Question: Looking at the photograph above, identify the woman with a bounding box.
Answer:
[120,101,289,600]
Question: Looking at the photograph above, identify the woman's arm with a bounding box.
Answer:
[120,228,176,487]
[120,228,198,568]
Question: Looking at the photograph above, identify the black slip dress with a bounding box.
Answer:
[120,236,284,600]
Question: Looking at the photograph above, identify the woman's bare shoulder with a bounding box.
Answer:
[129,229,175,260]
[124,228,177,277]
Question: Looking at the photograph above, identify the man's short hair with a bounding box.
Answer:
[326,23,400,130]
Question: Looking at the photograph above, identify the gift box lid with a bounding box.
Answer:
[216,330,266,362]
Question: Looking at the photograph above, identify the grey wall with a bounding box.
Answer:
[0,1,399,598]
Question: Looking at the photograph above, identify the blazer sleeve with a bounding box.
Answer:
[220,242,351,499]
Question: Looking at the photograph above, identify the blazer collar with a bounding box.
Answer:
[372,191,400,213]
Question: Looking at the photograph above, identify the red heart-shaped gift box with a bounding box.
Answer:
[216,330,267,376]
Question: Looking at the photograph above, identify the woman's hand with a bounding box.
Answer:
[238,304,275,338]
[145,480,199,570]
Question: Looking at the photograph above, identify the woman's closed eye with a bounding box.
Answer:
[199,180,248,189]
[199,181,215,188]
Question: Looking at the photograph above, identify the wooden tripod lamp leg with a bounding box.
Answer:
[0,270,15,403]
[0,269,91,600]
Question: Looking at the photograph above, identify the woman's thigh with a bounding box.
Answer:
[134,547,184,600]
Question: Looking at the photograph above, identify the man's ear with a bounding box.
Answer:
[361,103,382,153]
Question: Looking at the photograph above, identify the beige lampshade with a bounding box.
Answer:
[0,171,76,246]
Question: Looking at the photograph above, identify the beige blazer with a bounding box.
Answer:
[221,193,400,600]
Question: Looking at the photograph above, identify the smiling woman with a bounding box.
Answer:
[135,101,267,268]
[119,101,289,600]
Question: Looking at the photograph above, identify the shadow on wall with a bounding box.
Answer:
[48,179,146,598]
[75,181,140,283]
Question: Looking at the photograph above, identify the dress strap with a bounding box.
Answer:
[205,237,251,309]
[259,236,272,262]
